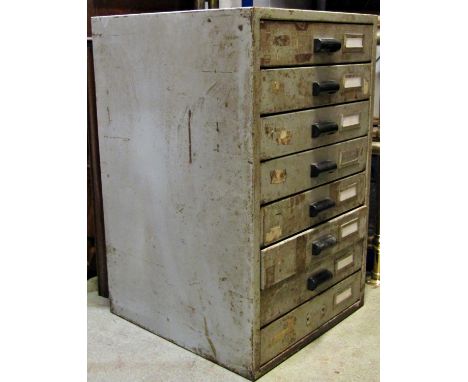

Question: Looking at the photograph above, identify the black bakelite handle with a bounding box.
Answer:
[314,38,342,53]
[312,234,337,256]
[307,270,333,291]
[310,198,335,217]
[313,81,340,96]
[310,160,337,177]
[312,121,339,138]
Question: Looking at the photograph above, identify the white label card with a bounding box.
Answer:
[342,114,360,128]
[339,185,357,202]
[335,287,352,305]
[341,219,358,238]
[345,36,364,48]
[344,76,362,89]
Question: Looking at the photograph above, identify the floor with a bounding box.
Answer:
[88,278,379,382]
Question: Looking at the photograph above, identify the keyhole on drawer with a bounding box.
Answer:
[320,305,327,318]
[306,313,312,326]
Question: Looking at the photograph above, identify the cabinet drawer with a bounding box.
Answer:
[260,271,361,364]
[262,172,366,246]
[260,21,373,67]
[260,101,369,160]
[261,206,367,290]
[261,239,363,326]
[260,64,372,114]
[261,136,368,204]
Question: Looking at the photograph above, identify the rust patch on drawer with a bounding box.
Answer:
[295,235,307,273]
[265,225,282,243]
[295,53,312,63]
[275,129,292,145]
[271,316,297,344]
[270,169,287,184]
[294,22,308,31]
[273,35,290,46]
[271,81,284,93]
[265,265,276,288]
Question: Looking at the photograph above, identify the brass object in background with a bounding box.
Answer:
[367,234,380,286]
[194,0,219,9]
[366,141,380,287]
[194,0,204,9]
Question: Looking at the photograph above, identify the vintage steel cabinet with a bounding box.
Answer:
[92,7,377,380]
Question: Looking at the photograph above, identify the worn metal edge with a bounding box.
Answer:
[253,297,363,380]
[90,7,249,22]
[255,7,378,25]
[251,6,263,377]
[360,16,378,299]
[90,8,376,24]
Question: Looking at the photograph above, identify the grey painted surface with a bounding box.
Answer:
[92,9,256,378]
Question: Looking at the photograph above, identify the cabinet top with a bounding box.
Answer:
[91,7,378,26]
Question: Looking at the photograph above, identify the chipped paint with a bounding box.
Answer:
[265,225,282,243]
[270,169,287,184]
[275,129,292,145]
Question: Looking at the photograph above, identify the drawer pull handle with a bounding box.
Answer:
[309,198,335,217]
[314,38,342,53]
[312,234,337,256]
[313,81,340,96]
[310,160,337,177]
[307,270,333,291]
[312,121,339,138]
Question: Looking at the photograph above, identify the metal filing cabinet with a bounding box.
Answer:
[92,8,378,380]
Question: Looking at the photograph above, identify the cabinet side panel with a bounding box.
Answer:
[92,9,255,377]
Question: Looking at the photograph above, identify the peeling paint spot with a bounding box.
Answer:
[295,53,312,62]
[271,81,283,93]
[294,22,308,31]
[261,57,271,66]
[272,316,297,344]
[270,169,287,184]
[273,34,290,46]
[265,225,282,243]
[276,129,292,145]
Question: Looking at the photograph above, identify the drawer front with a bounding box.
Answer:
[260,64,372,114]
[262,172,366,246]
[260,271,361,364]
[261,136,368,204]
[261,206,367,290]
[260,21,373,67]
[261,239,364,326]
[260,101,369,160]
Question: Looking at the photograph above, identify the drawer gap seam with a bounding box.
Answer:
[259,98,371,118]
